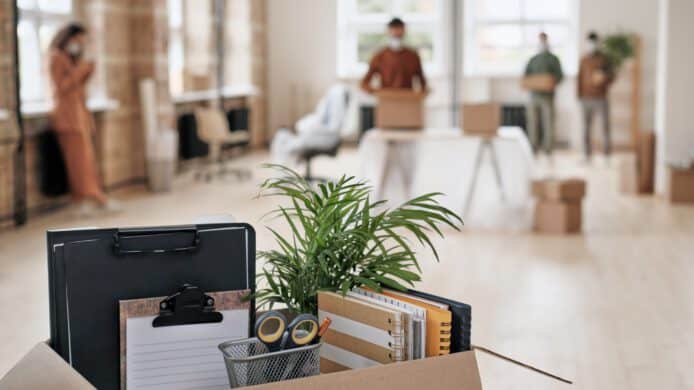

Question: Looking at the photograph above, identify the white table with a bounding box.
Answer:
[359,127,536,230]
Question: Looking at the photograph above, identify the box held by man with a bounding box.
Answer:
[375,89,426,130]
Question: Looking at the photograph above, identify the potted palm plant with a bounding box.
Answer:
[255,165,463,314]
[601,33,636,72]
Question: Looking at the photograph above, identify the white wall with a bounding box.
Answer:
[265,0,456,134]
[579,0,658,132]
[463,0,658,148]
[266,0,338,134]
[654,0,694,192]
[266,0,660,146]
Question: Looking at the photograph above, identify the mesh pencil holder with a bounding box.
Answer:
[219,337,321,388]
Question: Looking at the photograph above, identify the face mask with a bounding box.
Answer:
[66,42,83,57]
[588,41,599,52]
[539,42,549,52]
[389,37,403,51]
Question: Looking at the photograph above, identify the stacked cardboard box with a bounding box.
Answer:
[532,178,587,234]
[637,132,656,193]
[619,131,656,195]
[668,166,694,203]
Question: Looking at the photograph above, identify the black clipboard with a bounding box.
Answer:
[47,223,255,390]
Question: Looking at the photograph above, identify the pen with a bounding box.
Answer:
[316,317,332,343]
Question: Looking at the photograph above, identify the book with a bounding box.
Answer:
[381,289,452,357]
[317,291,406,373]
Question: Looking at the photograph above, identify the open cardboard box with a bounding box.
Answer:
[375,89,427,130]
[1,341,570,389]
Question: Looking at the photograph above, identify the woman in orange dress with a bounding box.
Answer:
[48,23,119,214]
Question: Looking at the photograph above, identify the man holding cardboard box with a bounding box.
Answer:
[361,18,427,93]
[578,31,615,162]
[522,32,564,158]
[361,18,428,129]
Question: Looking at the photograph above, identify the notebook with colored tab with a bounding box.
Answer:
[381,289,453,357]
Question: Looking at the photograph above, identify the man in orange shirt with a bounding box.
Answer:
[361,18,427,93]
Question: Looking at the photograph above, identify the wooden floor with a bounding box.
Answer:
[0,148,693,389]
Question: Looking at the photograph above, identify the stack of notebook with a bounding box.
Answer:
[317,288,471,373]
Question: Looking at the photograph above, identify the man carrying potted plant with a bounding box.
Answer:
[578,31,615,163]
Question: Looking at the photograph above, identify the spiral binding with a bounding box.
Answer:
[439,321,452,354]
[389,317,405,361]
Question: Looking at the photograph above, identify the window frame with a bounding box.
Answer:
[337,0,446,79]
[167,0,186,97]
[463,0,579,78]
[17,0,74,104]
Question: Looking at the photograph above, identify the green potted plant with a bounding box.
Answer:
[601,33,636,72]
[255,165,463,314]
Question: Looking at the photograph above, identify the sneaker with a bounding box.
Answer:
[100,198,123,213]
[74,201,97,218]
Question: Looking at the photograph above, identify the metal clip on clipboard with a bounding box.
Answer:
[113,226,201,255]
[152,284,223,328]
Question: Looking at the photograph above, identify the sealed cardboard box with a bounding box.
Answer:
[534,201,582,234]
[521,74,556,93]
[375,89,426,129]
[637,131,656,193]
[531,178,586,201]
[668,166,694,203]
[619,155,638,194]
[461,103,500,136]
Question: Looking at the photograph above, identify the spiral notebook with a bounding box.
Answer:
[408,289,472,353]
[350,287,427,360]
[317,291,406,373]
[381,289,453,357]
[345,291,415,360]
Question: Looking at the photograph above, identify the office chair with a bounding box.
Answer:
[299,135,343,182]
[297,86,350,182]
[193,106,251,181]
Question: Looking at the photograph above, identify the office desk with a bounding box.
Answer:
[359,127,535,230]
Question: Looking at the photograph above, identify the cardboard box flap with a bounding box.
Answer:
[247,351,482,390]
[0,342,94,390]
[376,89,428,100]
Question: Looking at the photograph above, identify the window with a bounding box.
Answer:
[167,0,216,96]
[17,0,73,103]
[337,0,445,78]
[224,0,252,86]
[168,0,185,96]
[464,0,578,77]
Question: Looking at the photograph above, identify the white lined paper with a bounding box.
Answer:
[126,310,248,390]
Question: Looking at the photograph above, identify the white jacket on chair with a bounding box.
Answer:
[271,84,353,166]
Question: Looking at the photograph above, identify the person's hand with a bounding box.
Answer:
[80,61,95,79]
[591,70,607,86]
[83,61,95,72]
[361,84,375,94]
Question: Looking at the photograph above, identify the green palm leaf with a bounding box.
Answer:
[255,164,462,314]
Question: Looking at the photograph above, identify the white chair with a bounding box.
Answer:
[271,84,351,181]
[193,106,251,181]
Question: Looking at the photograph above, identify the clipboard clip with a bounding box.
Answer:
[113,226,201,255]
[153,284,223,328]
